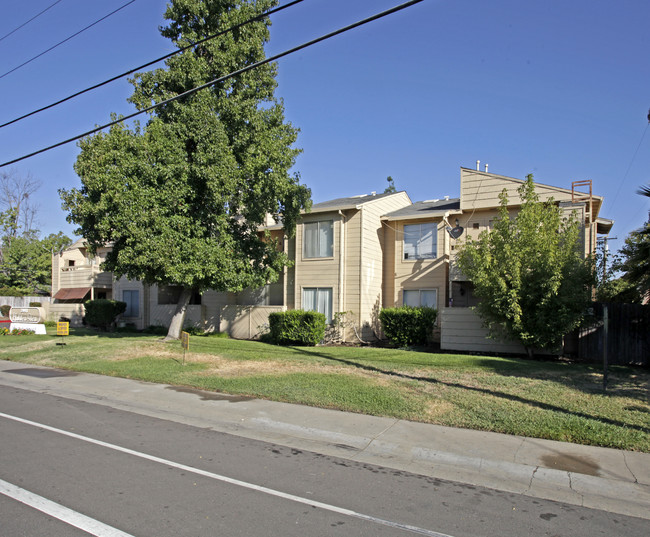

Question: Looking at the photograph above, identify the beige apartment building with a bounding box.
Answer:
[51,167,612,351]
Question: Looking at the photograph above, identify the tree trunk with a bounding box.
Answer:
[164,287,193,340]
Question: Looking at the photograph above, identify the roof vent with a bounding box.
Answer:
[444,195,449,200]
[371,191,376,196]
[485,163,489,172]
[476,160,480,170]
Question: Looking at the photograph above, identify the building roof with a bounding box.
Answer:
[382,198,461,221]
[309,191,408,213]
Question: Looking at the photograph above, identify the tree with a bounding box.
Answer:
[456,175,594,356]
[0,169,40,240]
[60,0,311,339]
[384,176,397,193]
[0,170,70,294]
[612,185,649,301]
[0,231,71,294]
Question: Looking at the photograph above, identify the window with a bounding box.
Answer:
[158,285,201,305]
[403,289,437,309]
[403,223,437,260]
[123,290,139,317]
[303,220,333,258]
[302,287,333,323]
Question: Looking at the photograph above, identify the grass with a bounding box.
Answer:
[2,328,649,452]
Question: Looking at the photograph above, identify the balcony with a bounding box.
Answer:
[59,264,112,289]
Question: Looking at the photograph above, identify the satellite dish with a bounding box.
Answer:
[447,225,464,239]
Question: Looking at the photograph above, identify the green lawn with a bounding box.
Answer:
[2,328,649,452]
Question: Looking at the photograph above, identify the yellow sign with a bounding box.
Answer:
[181,331,190,350]
[57,322,69,336]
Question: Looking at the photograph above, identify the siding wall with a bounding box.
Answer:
[460,168,580,210]
[388,218,449,315]
[440,308,526,354]
[294,211,345,315]
[357,193,412,338]
[440,308,555,355]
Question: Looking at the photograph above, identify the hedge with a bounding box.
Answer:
[268,310,327,346]
[379,306,437,347]
[84,299,127,330]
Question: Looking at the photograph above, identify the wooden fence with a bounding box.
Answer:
[573,303,649,366]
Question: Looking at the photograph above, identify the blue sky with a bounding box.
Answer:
[1,0,648,256]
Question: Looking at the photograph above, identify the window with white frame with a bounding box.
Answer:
[123,290,139,317]
[302,287,333,323]
[403,289,437,309]
[403,223,437,260]
[303,220,333,258]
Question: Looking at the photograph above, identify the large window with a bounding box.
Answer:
[303,220,333,258]
[403,289,437,309]
[403,223,437,260]
[302,287,333,323]
[123,290,139,317]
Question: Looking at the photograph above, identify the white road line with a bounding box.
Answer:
[0,411,454,537]
[0,478,134,537]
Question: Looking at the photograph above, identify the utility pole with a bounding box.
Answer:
[597,236,617,281]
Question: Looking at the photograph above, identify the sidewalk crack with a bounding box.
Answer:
[527,466,539,492]
[359,419,400,452]
[622,452,639,483]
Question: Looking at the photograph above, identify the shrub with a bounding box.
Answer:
[84,299,127,330]
[1,327,35,336]
[29,302,42,307]
[184,326,205,336]
[379,306,437,347]
[268,310,327,346]
[0,305,10,317]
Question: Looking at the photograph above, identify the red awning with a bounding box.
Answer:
[53,287,91,300]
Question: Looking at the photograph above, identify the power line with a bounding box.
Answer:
[606,119,649,214]
[0,0,65,43]
[0,0,137,81]
[0,0,305,130]
[0,0,425,168]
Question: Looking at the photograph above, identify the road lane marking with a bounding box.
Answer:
[0,411,454,537]
[0,478,134,537]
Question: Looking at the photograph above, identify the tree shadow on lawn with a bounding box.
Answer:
[292,347,650,435]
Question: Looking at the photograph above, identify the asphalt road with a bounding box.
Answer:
[0,384,647,537]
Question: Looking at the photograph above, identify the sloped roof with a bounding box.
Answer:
[310,191,407,213]
[382,198,461,221]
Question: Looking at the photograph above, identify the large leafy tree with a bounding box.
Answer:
[456,175,594,356]
[60,0,311,338]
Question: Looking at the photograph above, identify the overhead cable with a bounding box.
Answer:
[0,0,137,81]
[0,0,425,168]
[0,0,65,43]
[0,0,305,130]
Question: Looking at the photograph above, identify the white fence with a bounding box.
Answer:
[0,296,51,308]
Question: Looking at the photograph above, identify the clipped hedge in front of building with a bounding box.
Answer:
[84,299,127,331]
[268,310,327,346]
[379,306,437,347]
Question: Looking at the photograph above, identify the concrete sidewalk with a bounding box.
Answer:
[1,359,648,520]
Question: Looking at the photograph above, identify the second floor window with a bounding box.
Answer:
[304,220,333,258]
[404,223,437,260]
